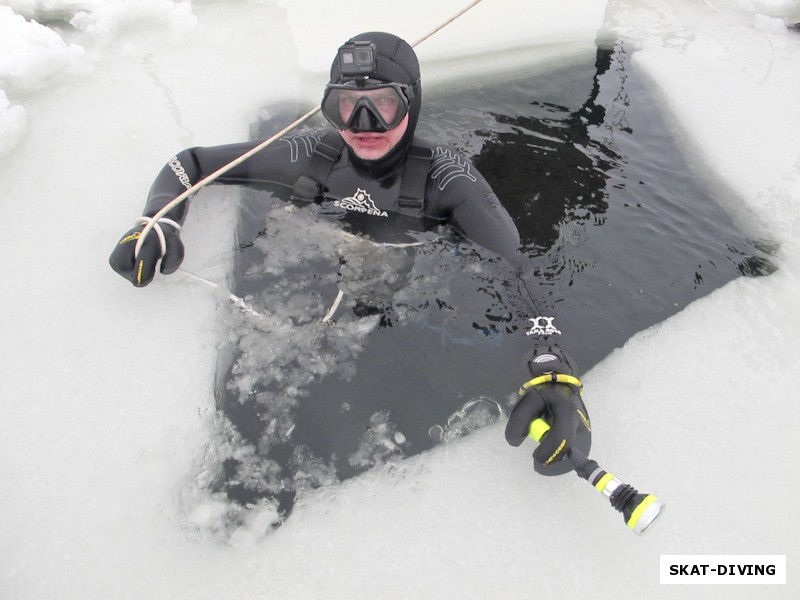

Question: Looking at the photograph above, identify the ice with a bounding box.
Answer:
[1,0,798,598]
[0,88,26,153]
[0,4,83,153]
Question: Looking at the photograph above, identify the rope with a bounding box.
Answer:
[321,288,344,323]
[177,268,265,319]
[410,0,483,46]
[702,0,723,15]
[133,216,181,257]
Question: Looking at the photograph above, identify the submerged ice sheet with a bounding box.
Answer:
[212,195,516,520]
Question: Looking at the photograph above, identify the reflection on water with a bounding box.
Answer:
[198,41,775,530]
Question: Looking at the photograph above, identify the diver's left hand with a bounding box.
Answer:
[505,347,591,471]
[506,381,590,470]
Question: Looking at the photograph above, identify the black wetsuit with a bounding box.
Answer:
[145,131,522,265]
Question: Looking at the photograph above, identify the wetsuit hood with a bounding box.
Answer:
[328,32,422,180]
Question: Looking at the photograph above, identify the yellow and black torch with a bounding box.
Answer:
[528,417,665,535]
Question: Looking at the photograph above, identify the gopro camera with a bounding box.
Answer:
[337,41,377,77]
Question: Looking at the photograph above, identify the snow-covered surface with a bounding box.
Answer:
[1,0,798,597]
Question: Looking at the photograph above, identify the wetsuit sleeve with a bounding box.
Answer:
[142,136,313,222]
[424,146,520,262]
[425,146,580,362]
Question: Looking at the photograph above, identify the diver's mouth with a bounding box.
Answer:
[351,134,386,148]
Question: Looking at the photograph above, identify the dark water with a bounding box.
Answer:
[423,44,774,366]
[210,42,775,522]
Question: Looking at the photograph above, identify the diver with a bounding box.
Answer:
[109,31,590,485]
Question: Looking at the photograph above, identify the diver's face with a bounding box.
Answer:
[339,114,409,161]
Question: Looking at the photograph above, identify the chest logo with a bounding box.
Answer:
[334,188,388,218]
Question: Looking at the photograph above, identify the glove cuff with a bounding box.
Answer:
[517,372,583,397]
[519,346,582,397]
[528,346,577,378]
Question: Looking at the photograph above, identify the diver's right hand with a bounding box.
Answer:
[109,217,184,287]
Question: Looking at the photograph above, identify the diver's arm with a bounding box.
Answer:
[427,148,590,470]
[425,146,520,261]
[143,140,307,222]
[425,146,570,338]
[109,136,310,287]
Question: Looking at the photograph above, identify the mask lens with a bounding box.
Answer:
[322,83,410,132]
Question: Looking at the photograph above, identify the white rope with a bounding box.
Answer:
[133,216,181,257]
[178,267,344,324]
[130,216,263,318]
[137,108,322,252]
[321,288,345,323]
[410,0,482,47]
[702,0,723,15]
[177,268,265,319]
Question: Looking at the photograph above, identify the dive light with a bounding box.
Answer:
[528,417,665,535]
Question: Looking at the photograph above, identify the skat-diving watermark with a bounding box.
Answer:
[526,316,561,337]
[334,188,388,218]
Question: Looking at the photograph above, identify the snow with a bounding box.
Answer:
[1,0,798,598]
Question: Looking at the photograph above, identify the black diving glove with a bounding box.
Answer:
[505,347,591,475]
[109,217,184,287]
